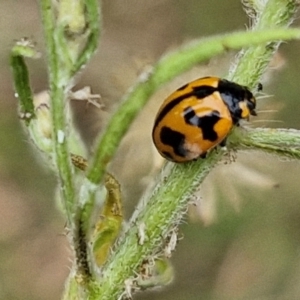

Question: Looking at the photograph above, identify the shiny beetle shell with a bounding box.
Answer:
[152,76,256,163]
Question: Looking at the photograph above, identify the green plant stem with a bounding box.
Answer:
[40,0,102,285]
[40,0,75,220]
[92,152,222,299]
[231,127,300,159]
[40,0,100,219]
[71,0,100,76]
[10,53,35,125]
[229,0,299,86]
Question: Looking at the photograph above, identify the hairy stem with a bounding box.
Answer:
[229,0,299,86]
[231,127,300,159]
[10,43,37,125]
[40,0,75,221]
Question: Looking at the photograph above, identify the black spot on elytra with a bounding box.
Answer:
[183,107,220,142]
[160,126,186,158]
[192,85,216,99]
[154,86,216,127]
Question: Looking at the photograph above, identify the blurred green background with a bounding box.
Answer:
[1,1,300,299]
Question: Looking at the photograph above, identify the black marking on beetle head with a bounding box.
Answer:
[218,79,256,123]
[160,126,187,158]
[183,107,221,142]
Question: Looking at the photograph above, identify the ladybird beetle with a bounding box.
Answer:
[152,76,257,163]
